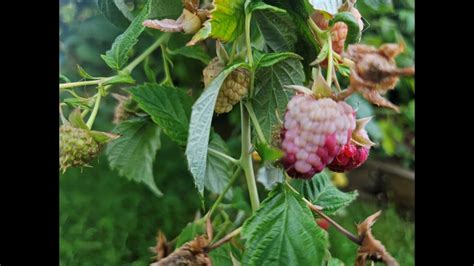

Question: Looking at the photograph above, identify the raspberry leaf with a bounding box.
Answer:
[327,257,345,266]
[252,5,297,52]
[188,0,246,45]
[101,0,151,70]
[252,55,304,142]
[292,171,358,214]
[241,183,328,265]
[186,62,248,197]
[98,0,133,29]
[106,117,163,197]
[129,83,192,146]
[205,132,234,198]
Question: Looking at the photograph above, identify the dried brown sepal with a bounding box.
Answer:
[351,117,375,148]
[150,231,172,261]
[112,93,132,125]
[355,211,399,266]
[343,43,414,112]
[152,235,212,266]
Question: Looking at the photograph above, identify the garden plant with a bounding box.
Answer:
[59,0,415,265]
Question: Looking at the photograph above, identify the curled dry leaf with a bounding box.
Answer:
[151,235,212,266]
[143,0,210,34]
[355,211,399,266]
[343,43,415,112]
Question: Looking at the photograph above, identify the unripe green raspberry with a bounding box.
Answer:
[203,57,250,114]
[60,125,101,172]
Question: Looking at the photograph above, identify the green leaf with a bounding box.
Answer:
[175,219,206,248]
[102,74,135,86]
[186,62,247,196]
[169,45,211,64]
[98,0,131,29]
[76,65,97,80]
[327,257,345,266]
[106,117,163,197]
[68,109,89,130]
[189,0,246,45]
[254,142,283,162]
[149,0,183,20]
[254,51,302,68]
[206,132,233,198]
[241,183,328,265]
[252,6,297,52]
[307,0,343,16]
[252,56,304,141]
[129,84,192,146]
[296,171,358,214]
[88,130,120,144]
[101,1,151,70]
[256,164,284,190]
[209,243,234,266]
[329,11,361,46]
[259,0,318,77]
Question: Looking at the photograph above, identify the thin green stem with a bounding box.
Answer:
[86,93,101,129]
[59,79,102,90]
[240,102,260,212]
[208,148,240,164]
[208,227,242,250]
[160,43,174,86]
[307,18,326,46]
[327,36,333,87]
[205,166,242,219]
[245,14,254,68]
[244,102,267,144]
[123,33,170,74]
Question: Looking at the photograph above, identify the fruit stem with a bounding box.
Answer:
[332,65,342,92]
[327,36,333,87]
[307,202,362,245]
[208,148,240,165]
[241,101,260,212]
[208,227,242,251]
[307,18,326,46]
[244,102,267,145]
[160,43,174,86]
[86,93,101,129]
[59,79,103,90]
[205,166,242,219]
[285,181,362,245]
[123,33,170,74]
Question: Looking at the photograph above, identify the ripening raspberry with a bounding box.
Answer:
[280,94,356,179]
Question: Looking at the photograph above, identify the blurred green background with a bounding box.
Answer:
[60,0,414,265]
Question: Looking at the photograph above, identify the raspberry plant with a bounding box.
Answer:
[59,0,414,265]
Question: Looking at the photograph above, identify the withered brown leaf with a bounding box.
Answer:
[151,235,212,266]
[355,211,399,266]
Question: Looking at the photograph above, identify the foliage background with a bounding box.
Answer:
[59,0,414,265]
